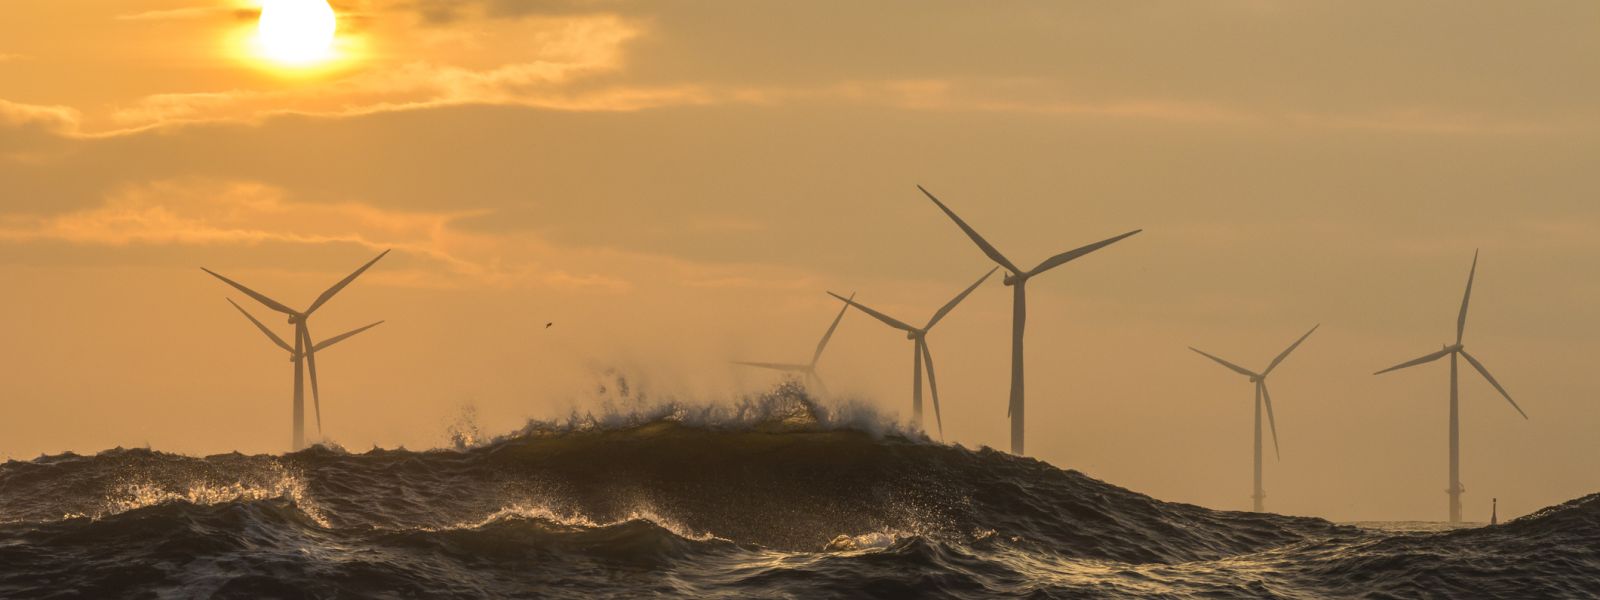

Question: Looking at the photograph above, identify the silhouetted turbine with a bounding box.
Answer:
[204,250,390,451]
[227,298,383,438]
[1374,250,1527,524]
[732,292,855,396]
[830,268,996,439]
[920,185,1141,455]
[1190,324,1319,512]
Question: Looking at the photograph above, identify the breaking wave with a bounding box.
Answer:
[2,384,1596,598]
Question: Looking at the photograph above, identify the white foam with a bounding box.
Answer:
[91,460,331,527]
[823,530,908,552]
[430,501,723,543]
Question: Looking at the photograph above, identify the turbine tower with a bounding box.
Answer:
[829,268,996,438]
[1189,325,1319,512]
[204,250,390,451]
[919,185,1141,455]
[732,293,854,396]
[226,298,383,439]
[1374,251,1528,523]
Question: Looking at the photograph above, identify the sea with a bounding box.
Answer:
[3,384,1596,598]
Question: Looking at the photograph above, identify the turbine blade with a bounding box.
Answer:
[202,268,297,316]
[731,361,810,372]
[926,267,998,330]
[1460,349,1528,419]
[1027,229,1144,278]
[305,250,391,317]
[1373,347,1452,375]
[227,298,294,354]
[811,292,854,367]
[1261,382,1282,460]
[1263,324,1320,376]
[1188,347,1259,379]
[1457,250,1478,345]
[313,321,384,353]
[301,325,323,437]
[828,292,917,332]
[920,340,944,440]
[917,185,1021,274]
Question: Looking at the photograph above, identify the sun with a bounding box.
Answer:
[256,0,338,66]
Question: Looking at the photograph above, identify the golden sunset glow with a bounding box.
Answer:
[3,1,1600,533]
[255,0,337,66]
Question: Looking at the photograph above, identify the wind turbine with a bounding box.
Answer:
[1189,325,1319,512]
[203,250,390,451]
[829,268,996,438]
[226,298,383,438]
[919,185,1141,455]
[1374,250,1527,524]
[732,293,854,396]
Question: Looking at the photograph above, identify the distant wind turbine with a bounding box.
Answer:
[226,298,383,438]
[204,250,390,451]
[830,268,997,438]
[1190,325,1319,512]
[1374,250,1527,524]
[919,185,1141,455]
[732,293,854,396]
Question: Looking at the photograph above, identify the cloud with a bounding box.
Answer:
[114,7,251,21]
[0,99,81,160]
[728,78,1577,135]
[14,1,1585,139]
[0,99,79,131]
[0,178,549,289]
[0,176,823,294]
[104,14,671,130]
[0,179,462,256]
[396,0,612,24]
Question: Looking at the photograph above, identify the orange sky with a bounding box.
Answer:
[3,0,1598,523]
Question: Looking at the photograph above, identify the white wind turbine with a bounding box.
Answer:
[732,293,854,396]
[204,250,390,451]
[1189,325,1319,512]
[829,268,996,438]
[1374,251,1528,524]
[919,185,1141,455]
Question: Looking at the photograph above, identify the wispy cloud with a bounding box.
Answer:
[97,69,1580,138]
[114,6,248,21]
[105,14,665,130]
[0,178,822,293]
[0,99,81,161]
[0,99,79,131]
[0,179,466,259]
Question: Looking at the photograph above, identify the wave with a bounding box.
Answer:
[3,385,1598,598]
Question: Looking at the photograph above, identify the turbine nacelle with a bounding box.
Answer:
[1444,343,1463,353]
[1002,272,1027,286]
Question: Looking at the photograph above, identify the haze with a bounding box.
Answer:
[2,1,1598,525]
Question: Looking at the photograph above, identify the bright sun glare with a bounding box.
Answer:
[256,0,338,66]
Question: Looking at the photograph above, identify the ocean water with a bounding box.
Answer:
[2,387,1597,599]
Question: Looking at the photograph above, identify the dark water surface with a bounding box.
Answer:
[3,392,1597,598]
